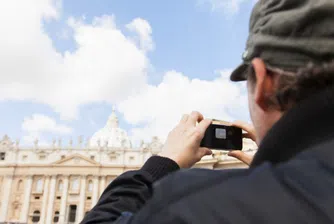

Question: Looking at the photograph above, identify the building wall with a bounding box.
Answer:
[0,135,257,224]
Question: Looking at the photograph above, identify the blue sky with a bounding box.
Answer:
[0,0,256,146]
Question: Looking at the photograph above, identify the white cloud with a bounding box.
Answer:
[0,0,250,146]
[0,0,152,120]
[118,70,249,144]
[126,18,154,52]
[22,114,72,134]
[21,114,72,145]
[198,0,255,14]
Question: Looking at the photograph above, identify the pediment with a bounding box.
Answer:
[52,154,100,166]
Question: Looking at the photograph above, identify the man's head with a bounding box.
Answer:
[231,0,334,143]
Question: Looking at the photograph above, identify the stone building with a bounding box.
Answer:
[0,110,257,224]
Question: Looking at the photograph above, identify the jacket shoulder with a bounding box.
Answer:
[133,161,334,224]
[153,167,250,197]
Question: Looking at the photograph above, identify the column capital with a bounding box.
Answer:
[25,175,33,179]
[5,174,14,179]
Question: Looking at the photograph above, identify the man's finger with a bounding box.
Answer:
[186,111,204,127]
[197,118,212,135]
[204,148,213,156]
[199,148,212,158]
[180,114,189,124]
[242,133,253,139]
[232,120,256,142]
[228,150,253,165]
[232,120,254,133]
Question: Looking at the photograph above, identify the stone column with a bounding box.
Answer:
[40,176,50,224]
[77,175,87,222]
[59,175,69,223]
[91,176,99,208]
[19,175,33,222]
[46,175,57,224]
[0,175,13,222]
[99,175,106,197]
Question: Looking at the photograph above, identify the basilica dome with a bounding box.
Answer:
[90,108,132,148]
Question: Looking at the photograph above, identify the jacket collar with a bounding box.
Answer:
[250,86,334,168]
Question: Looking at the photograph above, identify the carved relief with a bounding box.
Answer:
[52,138,56,148]
[148,136,163,152]
[0,135,14,151]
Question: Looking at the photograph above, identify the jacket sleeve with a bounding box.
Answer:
[80,156,180,224]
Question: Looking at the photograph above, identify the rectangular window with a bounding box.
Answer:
[53,211,60,223]
[110,155,117,161]
[0,152,5,161]
[71,178,79,191]
[57,196,61,200]
[68,205,77,222]
[36,179,43,192]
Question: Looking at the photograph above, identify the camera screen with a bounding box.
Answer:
[215,128,226,139]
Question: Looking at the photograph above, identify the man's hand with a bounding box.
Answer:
[159,111,212,168]
[228,120,258,166]
[227,151,253,166]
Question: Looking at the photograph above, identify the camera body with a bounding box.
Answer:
[200,123,242,150]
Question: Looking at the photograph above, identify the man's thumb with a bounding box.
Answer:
[228,151,253,165]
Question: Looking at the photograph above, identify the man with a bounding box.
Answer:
[82,0,334,223]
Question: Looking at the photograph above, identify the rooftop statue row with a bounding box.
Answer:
[0,107,164,151]
[0,134,163,151]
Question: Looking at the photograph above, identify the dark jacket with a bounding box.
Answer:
[81,87,334,224]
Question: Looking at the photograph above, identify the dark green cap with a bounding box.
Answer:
[230,0,334,82]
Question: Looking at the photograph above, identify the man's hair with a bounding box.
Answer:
[247,60,334,111]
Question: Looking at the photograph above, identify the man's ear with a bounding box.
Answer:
[251,58,275,111]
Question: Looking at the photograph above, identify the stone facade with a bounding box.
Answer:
[0,111,257,224]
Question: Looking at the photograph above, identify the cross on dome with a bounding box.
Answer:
[107,106,119,128]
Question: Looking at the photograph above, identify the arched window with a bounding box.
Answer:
[36,179,43,192]
[88,180,93,192]
[58,180,63,191]
[32,210,40,223]
[53,211,60,223]
[71,178,79,191]
[17,180,23,191]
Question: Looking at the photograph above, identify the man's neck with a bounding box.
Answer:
[257,111,283,145]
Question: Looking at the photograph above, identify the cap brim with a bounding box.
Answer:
[230,63,248,82]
